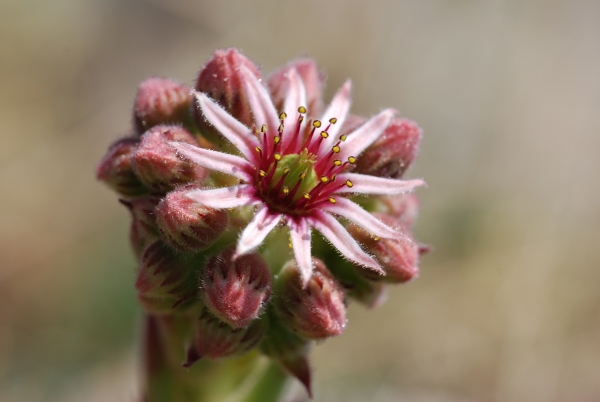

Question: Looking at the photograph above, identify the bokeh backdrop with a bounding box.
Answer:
[2,0,600,401]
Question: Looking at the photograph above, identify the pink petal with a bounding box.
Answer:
[281,68,308,152]
[340,108,395,159]
[170,141,253,182]
[287,218,313,287]
[185,184,258,209]
[318,81,352,156]
[235,207,282,257]
[308,211,383,274]
[321,197,412,241]
[240,65,280,150]
[195,92,260,164]
[335,173,426,195]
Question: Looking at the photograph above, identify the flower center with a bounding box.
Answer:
[253,107,356,215]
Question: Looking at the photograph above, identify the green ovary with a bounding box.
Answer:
[268,150,319,204]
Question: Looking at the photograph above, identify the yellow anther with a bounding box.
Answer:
[313,120,322,128]
[331,174,337,181]
[298,106,307,114]
[345,179,353,188]
[283,186,289,194]
[283,167,290,175]
[347,156,356,164]
[329,117,338,124]
[274,153,282,161]
[255,146,262,153]
[298,116,304,123]
[274,136,281,144]
[333,159,342,166]
[261,124,267,132]
[320,131,329,138]
[320,176,329,183]
[329,197,336,203]
[373,236,380,241]
[303,193,311,199]
[259,170,267,177]
[332,145,341,153]
[278,125,284,133]
[279,112,287,120]
[339,134,347,142]
[288,243,293,249]
[299,172,306,179]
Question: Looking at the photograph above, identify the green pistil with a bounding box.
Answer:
[269,150,318,203]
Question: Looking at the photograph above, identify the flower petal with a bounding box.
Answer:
[340,108,395,159]
[235,207,282,257]
[288,218,313,287]
[185,184,258,209]
[240,65,280,150]
[195,92,260,164]
[335,173,426,195]
[308,211,383,274]
[321,197,411,241]
[281,68,307,153]
[318,80,352,155]
[170,141,253,182]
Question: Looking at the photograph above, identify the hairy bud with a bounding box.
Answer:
[201,247,271,329]
[183,310,266,365]
[349,213,420,283]
[268,58,324,115]
[379,193,421,229]
[96,137,147,197]
[133,77,194,134]
[131,125,208,192]
[119,196,161,259]
[261,313,313,397]
[155,187,228,253]
[273,258,346,340]
[135,240,201,314]
[195,48,261,130]
[352,117,422,179]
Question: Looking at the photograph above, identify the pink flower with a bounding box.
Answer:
[171,65,425,286]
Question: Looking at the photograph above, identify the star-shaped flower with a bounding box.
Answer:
[172,65,424,286]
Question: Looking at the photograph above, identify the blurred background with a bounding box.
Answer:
[1,0,600,401]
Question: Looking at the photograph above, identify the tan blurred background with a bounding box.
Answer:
[1,0,600,401]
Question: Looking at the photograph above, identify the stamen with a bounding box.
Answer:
[313,120,322,128]
[255,146,262,154]
[274,136,281,144]
[283,167,290,175]
[339,134,347,142]
[274,153,282,161]
[283,186,289,194]
[303,193,311,199]
[299,172,306,180]
[333,160,342,166]
[320,176,329,183]
[332,145,341,153]
[261,124,267,133]
[320,131,329,138]
[278,125,284,133]
[259,170,267,177]
[329,117,338,124]
[346,179,353,188]
[347,156,356,164]
[298,106,307,114]
[280,112,287,120]
[329,197,336,203]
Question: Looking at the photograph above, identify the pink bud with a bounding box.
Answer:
[155,186,228,253]
[131,125,208,192]
[201,247,271,329]
[135,240,201,314]
[133,77,194,134]
[195,48,261,129]
[380,193,421,229]
[261,314,313,397]
[183,310,266,365]
[96,137,148,196]
[352,117,422,179]
[268,58,324,115]
[119,196,161,259]
[274,258,346,340]
[349,213,420,284]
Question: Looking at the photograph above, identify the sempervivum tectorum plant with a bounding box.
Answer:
[96,48,427,402]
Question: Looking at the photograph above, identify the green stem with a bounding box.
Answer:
[237,360,288,402]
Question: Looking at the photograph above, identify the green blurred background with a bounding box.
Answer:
[1,0,599,401]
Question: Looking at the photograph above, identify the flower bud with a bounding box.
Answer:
[261,313,312,397]
[352,117,422,179]
[119,196,161,259]
[200,247,271,329]
[349,213,420,283]
[379,193,420,229]
[155,187,228,253]
[183,310,266,365]
[96,137,148,197]
[268,58,324,115]
[133,77,194,134]
[273,258,346,340]
[135,240,201,314]
[195,48,261,130]
[131,125,208,192]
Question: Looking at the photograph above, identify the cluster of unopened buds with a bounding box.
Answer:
[97,48,427,398]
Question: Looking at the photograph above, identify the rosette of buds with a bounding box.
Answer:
[97,48,427,400]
